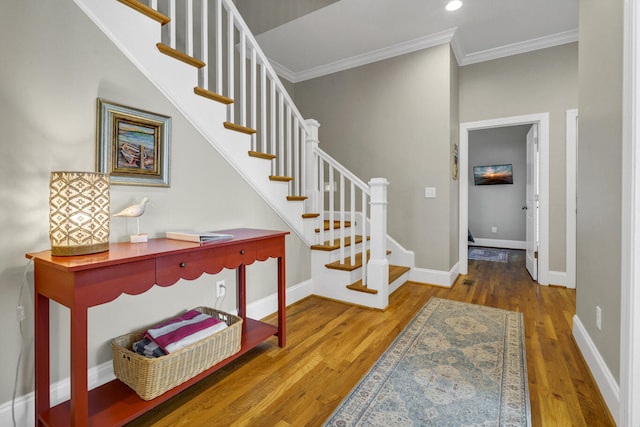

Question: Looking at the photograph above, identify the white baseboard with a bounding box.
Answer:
[0,279,315,427]
[572,314,619,425]
[547,270,570,288]
[410,262,459,287]
[469,238,526,250]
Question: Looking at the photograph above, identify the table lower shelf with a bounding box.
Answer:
[38,318,278,427]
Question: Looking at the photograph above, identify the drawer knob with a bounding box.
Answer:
[180,262,186,268]
[240,250,245,255]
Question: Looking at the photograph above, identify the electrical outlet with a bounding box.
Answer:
[491,226,498,233]
[596,306,602,330]
[216,280,226,298]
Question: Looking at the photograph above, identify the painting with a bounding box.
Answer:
[451,143,459,180]
[473,164,513,185]
[96,99,171,187]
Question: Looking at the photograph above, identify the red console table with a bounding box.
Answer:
[27,228,288,426]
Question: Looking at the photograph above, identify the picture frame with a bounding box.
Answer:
[451,143,459,180]
[96,99,171,187]
[473,164,514,185]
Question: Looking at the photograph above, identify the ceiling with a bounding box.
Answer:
[248,0,578,83]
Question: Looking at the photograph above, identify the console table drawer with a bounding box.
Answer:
[156,243,257,286]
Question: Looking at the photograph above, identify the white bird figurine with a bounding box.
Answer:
[114,197,150,218]
[113,197,150,238]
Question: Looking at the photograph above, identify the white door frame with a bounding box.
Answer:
[459,112,550,285]
[620,0,640,424]
[566,109,578,289]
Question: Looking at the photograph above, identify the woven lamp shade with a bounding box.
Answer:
[49,171,110,256]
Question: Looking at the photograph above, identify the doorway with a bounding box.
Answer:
[459,113,550,284]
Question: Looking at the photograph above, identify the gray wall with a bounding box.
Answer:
[468,126,529,242]
[577,0,623,381]
[0,0,310,403]
[459,43,578,272]
[294,44,458,271]
[235,0,340,34]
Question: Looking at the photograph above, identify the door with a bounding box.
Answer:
[525,124,539,280]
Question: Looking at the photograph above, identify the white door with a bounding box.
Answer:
[525,124,539,280]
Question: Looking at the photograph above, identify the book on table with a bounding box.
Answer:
[166,231,234,243]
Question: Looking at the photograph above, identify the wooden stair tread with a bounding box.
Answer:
[287,196,307,201]
[194,87,233,105]
[346,264,411,295]
[312,236,368,253]
[157,43,205,68]
[314,220,352,232]
[224,122,256,135]
[269,175,294,182]
[302,213,320,219]
[248,151,276,160]
[346,282,378,294]
[118,0,170,24]
[389,265,411,283]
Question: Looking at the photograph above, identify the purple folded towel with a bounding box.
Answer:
[144,309,224,353]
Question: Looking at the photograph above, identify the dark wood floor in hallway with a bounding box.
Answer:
[126,249,615,426]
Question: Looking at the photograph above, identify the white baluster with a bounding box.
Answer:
[227,10,234,122]
[200,0,208,89]
[278,92,284,176]
[215,0,222,94]
[294,117,300,196]
[169,0,176,49]
[318,156,325,245]
[339,174,345,264]
[270,79,276,164]
[350,181,356,267]
[286,106,292,181]
[240,31,246,127]
[361,190,368,287]
[251,47,257,151]
[260,63,267,153]
[186,0,193,57]
[328,166,335,245]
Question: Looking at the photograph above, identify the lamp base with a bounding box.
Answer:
[130,233,148,243]
[51,242,109,256]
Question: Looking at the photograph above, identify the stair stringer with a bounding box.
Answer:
[74,0,314,245]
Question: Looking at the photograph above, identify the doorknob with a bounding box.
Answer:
[522,205,528,210]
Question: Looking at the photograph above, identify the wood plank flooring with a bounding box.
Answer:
[126,249,615,426]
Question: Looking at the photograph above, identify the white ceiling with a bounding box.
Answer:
[254,0,579,82]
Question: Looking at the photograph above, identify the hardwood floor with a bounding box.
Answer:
[126,249,615,426]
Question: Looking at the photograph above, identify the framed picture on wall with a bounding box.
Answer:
[96,99,171,187]
[473,164,514,185]
[451,143,459,180]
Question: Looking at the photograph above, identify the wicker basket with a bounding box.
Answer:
[111,307,242,400]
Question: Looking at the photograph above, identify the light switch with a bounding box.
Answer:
[424,187,436,198]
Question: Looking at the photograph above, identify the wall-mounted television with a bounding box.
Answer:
[473,164,513,185]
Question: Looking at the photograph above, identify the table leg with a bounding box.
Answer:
[34,292,50,425]
[277,255,286,347]
[70,305,89,426]
[237,264,246,320]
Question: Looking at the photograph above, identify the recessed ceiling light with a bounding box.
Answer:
[446,0,463,11]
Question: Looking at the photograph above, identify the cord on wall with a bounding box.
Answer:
[12,259,32,427]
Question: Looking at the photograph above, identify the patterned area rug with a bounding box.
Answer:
[468,247,509,262]
[324,298,530,426]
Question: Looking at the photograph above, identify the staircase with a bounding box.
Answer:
[75,0,414,309]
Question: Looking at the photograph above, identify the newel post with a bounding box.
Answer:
[368,177,389,309]
[304,119,320,214]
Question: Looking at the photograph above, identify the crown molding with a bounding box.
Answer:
[270,28,578,82]
[275,28,457,83]
[459,28,579,66]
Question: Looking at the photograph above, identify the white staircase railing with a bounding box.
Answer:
[86,0,394,300]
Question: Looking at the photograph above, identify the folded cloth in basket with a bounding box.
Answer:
[144,309,228,354]
[132,337,167,358]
